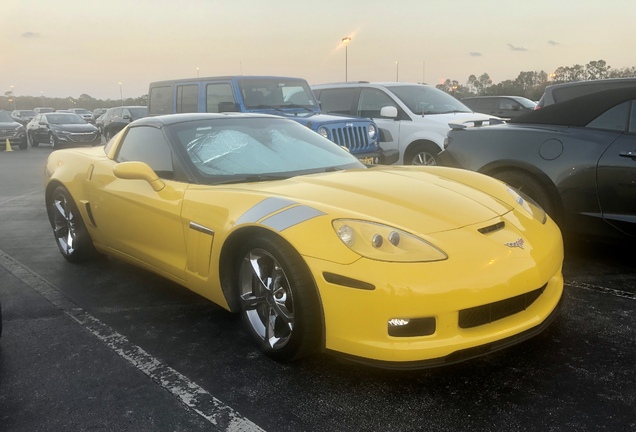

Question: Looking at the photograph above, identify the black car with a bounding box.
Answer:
[439,87,636,241]
[0,110,27,150]
[11,109,37,126]
[461,96,536,120]
[100,106,148,140]
[26,112,101,148]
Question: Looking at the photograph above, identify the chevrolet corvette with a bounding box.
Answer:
[44,113,563,369]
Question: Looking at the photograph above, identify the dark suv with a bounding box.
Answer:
[461,96,536,120]
[100,106,148,140]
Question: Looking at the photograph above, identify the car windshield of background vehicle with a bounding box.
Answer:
[0,112,14,122]
[128,107,148,120]
[388,85,472,115]
[238,78,317,109]
[170,118,363,182]
[48,114,86,124]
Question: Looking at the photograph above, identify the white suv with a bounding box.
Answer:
[312,82,497,165]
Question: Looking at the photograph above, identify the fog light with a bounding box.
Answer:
[388,317,436,337]
[372,234,383,248]
[388,231,400,246]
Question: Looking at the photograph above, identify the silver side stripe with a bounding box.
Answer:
[189,221,215,236]
[235,197,296,226]
[261,205,325,232]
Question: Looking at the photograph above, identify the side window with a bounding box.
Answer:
[587,101,630,132]
[115,126,175,179]
[149,85,173,115]
[630,101,636,133]
[499,98,515,110]
[357,89,395,118]
[176,84,199,113]
[317,88,356,115]
[206,83,236,113]
[113,108,123,118]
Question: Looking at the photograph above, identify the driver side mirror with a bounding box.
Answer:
[113,161,165,192]
[380,106,398,118]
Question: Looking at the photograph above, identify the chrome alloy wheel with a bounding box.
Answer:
[238,248,295,351]
[412,151,438,166]
[51,191,78,257]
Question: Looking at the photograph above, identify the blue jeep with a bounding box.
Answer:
[148,76,397,164]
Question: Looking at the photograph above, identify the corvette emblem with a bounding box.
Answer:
[505,238,525,249]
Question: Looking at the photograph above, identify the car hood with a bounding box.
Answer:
[231,166,513,235]
[418,111,498,124]
[52,124,97,132]
[0,121,22,129]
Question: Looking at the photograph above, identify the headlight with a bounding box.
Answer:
[507,187,547,224]
[317,126,329,139]
[333,219,447,262]
[368,124,377,140]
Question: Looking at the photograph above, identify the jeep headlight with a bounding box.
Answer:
[507,187,547,224]
[333,219,447,262]
[317,126,329,139]
[368,124,377,140]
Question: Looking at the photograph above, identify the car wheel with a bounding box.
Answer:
[19,140,27,150]
[104,130,112,141]
[28,132,39,147]
[49,133,59,149]
[236,234,321,362]
[406,143,439,166]
[494,170,556,218]
[47,186,96,263]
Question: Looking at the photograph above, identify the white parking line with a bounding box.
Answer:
[565,280,636,300]
[0,250,265,432]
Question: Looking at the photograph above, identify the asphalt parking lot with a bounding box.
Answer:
[0,145,634,431]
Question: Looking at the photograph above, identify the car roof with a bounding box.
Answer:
[132,112,286,127]
[510,86,636,127]
[313,82,429,89]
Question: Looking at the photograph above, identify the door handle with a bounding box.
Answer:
[619,151,636,160]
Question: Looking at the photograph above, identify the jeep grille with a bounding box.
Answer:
[328,125,371,153]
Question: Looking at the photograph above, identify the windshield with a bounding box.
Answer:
[168,117,363,183]
[47,113,86,124]
[238,78,318,110]
[129,107,148,120]
[0,112,15,122]
[73,109,91,114]
[388,85,472,115]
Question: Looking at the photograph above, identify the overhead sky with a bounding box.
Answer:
[2,0,634,100]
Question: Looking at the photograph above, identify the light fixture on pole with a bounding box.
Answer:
[118,82,123,106]
[10,85,16,109]
[342,36,351,82]
[41,91,44,107]
[396,61,399,82]
[196,67,200,78]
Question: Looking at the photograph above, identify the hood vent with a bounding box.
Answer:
[478,221,505,235]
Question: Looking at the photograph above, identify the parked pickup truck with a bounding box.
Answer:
[148,76,397,164]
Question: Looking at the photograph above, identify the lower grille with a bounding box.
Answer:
[69,133,98,143]
[458,285,547,329]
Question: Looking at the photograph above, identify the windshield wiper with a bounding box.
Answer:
[212,174,292,185]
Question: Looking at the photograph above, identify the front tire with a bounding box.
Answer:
[28,132,39,147]
[236,234,321,362]
[49,133,59,149]
[494,170,556,218]
[406,143,439,165]
[47,186,96,263]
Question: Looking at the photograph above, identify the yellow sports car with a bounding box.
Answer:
[44,113,564,369]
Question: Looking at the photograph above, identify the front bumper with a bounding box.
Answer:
[54,131,101,146]
[0,131,26,149]
[304,213,564,367]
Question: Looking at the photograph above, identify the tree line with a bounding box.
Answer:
[0,92,148,112]
[436,59,636,101]
[2,59,635,111]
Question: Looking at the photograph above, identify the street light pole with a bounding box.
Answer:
[118,82,123,106]
[342,37,351,82]
[10,85,16,109]
[396,61,399,82]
